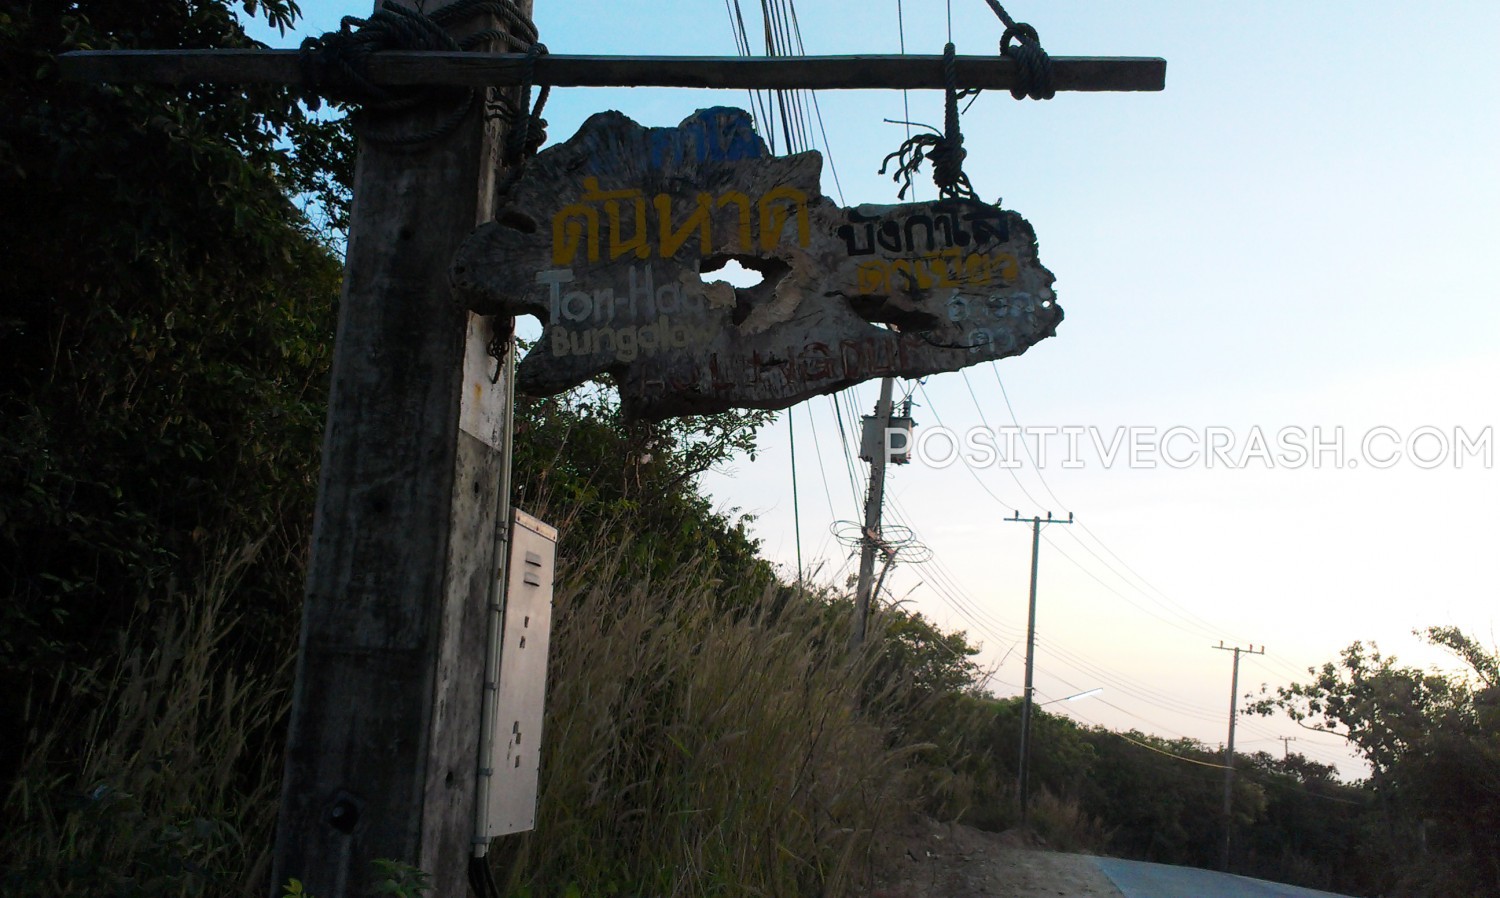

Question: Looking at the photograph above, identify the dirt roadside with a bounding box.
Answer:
[870,818,1125,898]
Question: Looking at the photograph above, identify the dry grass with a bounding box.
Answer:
[489,543,928,897]
[2,523,958,897]
[2,538,289,897]
[1027,789,1112,855]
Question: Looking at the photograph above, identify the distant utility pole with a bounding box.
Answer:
[850,377,896,649]
[1213,641,1264,872]
[1279,735,1297,759]
[1006,510,1073,831]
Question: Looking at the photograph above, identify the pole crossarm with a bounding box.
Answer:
[59,50,1165,92]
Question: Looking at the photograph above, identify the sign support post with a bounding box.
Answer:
[267,3,530,896]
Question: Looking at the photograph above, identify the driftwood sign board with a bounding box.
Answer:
[452,107,1061,419]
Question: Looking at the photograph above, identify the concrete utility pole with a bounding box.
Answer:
[1213,641,1264,873]
[1005,510,1073,831]
[850,376,896,649]
[268,3,531,896]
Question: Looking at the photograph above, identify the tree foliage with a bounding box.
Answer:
[1252,627,1500,895]
[511,385,778,596]
[0,0,342,783]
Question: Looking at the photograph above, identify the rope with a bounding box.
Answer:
[981,0,1054,100]
[300,0,548,150]
[937,45,976,198]
[878,43,975,201]
[497,40,550,174]
[877,0,1054,201]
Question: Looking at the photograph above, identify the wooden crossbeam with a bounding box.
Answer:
[59,50,1165,92]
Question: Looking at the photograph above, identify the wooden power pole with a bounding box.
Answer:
[1213,641,1264,873]
[1005,510,1072,831]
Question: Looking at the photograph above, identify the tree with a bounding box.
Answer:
[510,385,777,595]
[1,0,342,783]
[1251,627,1500,894]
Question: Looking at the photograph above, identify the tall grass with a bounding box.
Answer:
[490,543,929,898]
[2,539,289,897]
[3,521,965,897]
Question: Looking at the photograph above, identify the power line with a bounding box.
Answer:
[961,367,1048,511]
[917,381,1020,509]
[869,382,1341,782]
[803,401,838,521]
[1039,532,1220,641]
[1110,730,1232,770]
[983,364,1308,673]
[882,515,1015,646]
[912,389,1205,647]
[1031,640,1232,722]
[827,396,865,511]
[884,495,1021,643]
[886,497,1331,776]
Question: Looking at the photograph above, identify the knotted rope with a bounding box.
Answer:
[879,43,976,201]
[300,0,548,150]
[879,0,1053,201]
[984,0,1054,101]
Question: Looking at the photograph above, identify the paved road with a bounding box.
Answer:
[1093,857,1355,898]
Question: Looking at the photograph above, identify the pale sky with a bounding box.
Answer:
[251,1,1500,777]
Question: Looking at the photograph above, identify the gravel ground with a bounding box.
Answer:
[871,818,1124,898]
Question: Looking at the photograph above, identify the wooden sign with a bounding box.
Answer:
[451,107,1061,419]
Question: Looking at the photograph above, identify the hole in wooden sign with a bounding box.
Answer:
[847,295,940,332]
[700,254,791,326]
[325,793,363,835]
[699,256,765,288]
[497,210,538,234]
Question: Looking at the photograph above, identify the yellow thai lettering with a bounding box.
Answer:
[656,193,714,259]
[551,204,599,266]
[716,191,754,253]
[758,186,810,252]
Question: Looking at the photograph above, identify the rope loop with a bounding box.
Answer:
[503,42,550,168]
[998,21,1054,100]
[299,0,547,150]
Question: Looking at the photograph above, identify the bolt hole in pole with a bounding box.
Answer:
[326,793,363,835]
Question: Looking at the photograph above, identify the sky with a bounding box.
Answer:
[248,1,1500,778]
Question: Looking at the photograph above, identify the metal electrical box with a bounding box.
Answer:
[860,415,914,464]
[476,509,557,843]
